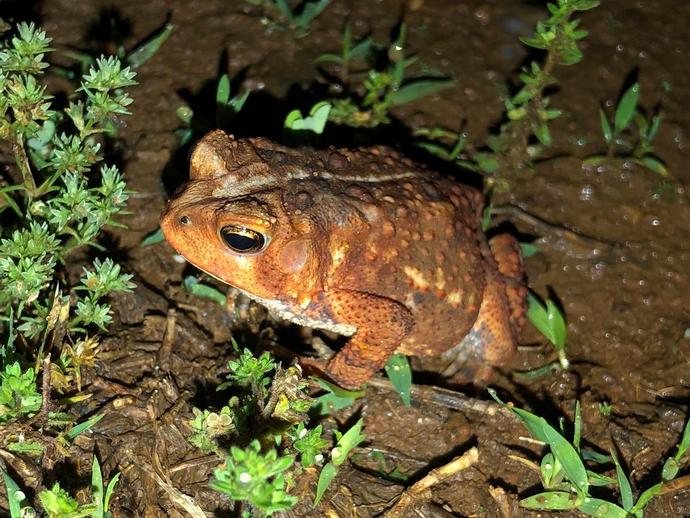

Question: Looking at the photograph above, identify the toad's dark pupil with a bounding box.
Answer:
[221,226,265,253]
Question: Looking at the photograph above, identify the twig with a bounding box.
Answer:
[383,447,479,518]
[491,205,621,255]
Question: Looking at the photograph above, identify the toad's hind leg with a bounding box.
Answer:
[325,289,414,390]
[443,234,527,380]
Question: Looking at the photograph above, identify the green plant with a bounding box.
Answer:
[1,22,136,363]
[313,417,365,507]
[284,100,331,134]
[416,0,599,179]
[62,19,173,75]
[526,292,570,371]
[174,71,250,147]
[248,0,332,36]
[313,21,373,85]
[319,23,453,128]
[185,346,365,514]
[490,391,690,517]
[384,353,412,406]
[585,82,667,175]
[0,361,42,422]
[2,456,120,518]
[211,439,298,515]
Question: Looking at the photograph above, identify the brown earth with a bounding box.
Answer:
[2,0,689,516]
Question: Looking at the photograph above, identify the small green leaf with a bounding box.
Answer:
[284,101,331,134]
[527,294,567,349]
[389,78,454,106]
[216,73,231,105]
[126,22,173,68]
[2,470,25,517]
[572,0,600,11]
[331,418,365,467]
[630,481,664,513]
[542,425,588,497]
[647,112,663,142]
[610,450,633,511]
[635,156,667,176]
[141,227,165,246]
[573,401,582,451]
[519,242,539,258]
[183,276,227,305]
[92,456,105,518]
[314,462,337,508]
[313,52,343,65]
[599,108,612,144]
[520,490,578,510]
[533,122,552,147]
[66,414,104,440]
[313,378,364,415]
[578,497,629,517]
[384,353,411,406]
[614,83,639,135]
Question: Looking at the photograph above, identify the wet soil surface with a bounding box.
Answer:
[2,0,690,516]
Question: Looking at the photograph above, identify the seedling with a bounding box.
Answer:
[175,71,250,146]
[384,353,412,407]
[185,346,366,513]
[313,418,366,507]
[312,378,365,415]
[2,456,120,518]
[585,81,667,175]
[62,19,173,75]
[314,21,374,85]
[211,440,298,516]
[284,101,331,134]
[413,0,599,179]
[526,292,569,370]
[491,392,690,517]
[320,23,453,128]
[248,0,332,36]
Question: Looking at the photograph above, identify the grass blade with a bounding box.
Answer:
[613,82,639,135]
[384,353,412,406]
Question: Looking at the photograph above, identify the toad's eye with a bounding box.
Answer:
[220,225,267,254]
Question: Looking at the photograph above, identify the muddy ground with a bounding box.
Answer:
[2,0,690,516]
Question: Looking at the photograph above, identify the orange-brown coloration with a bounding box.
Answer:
[161,130,526,389]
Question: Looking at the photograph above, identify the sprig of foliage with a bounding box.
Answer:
[415,0,598,179]
[0,361,42,422]
[248,0,332,36]
[175,72,250,146]
[313,418,366,507]
[211,439,298,515]
[384,353,412,406]
[585,82,667,175]
[525,292,570,373]
[313,21,373,84]
[284,101,331,134]
[2,456,120,518]
[1,23,136,364]
[491,392,690,516]
[187,346,365,513]
[318,23,453,128]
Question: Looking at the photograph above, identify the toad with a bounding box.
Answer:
[161,130,527,389]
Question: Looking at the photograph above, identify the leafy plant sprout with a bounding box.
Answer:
[491,393,690,517]
[246,0,332,37]
[585,81,667,176]
[0,20,139,511]
[185,345,365,516]
[414,0,600,181]
[316,22,454,128]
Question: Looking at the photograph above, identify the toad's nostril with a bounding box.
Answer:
[179,215,191,225]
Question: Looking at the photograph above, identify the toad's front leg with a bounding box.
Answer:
[324,289,414,390]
